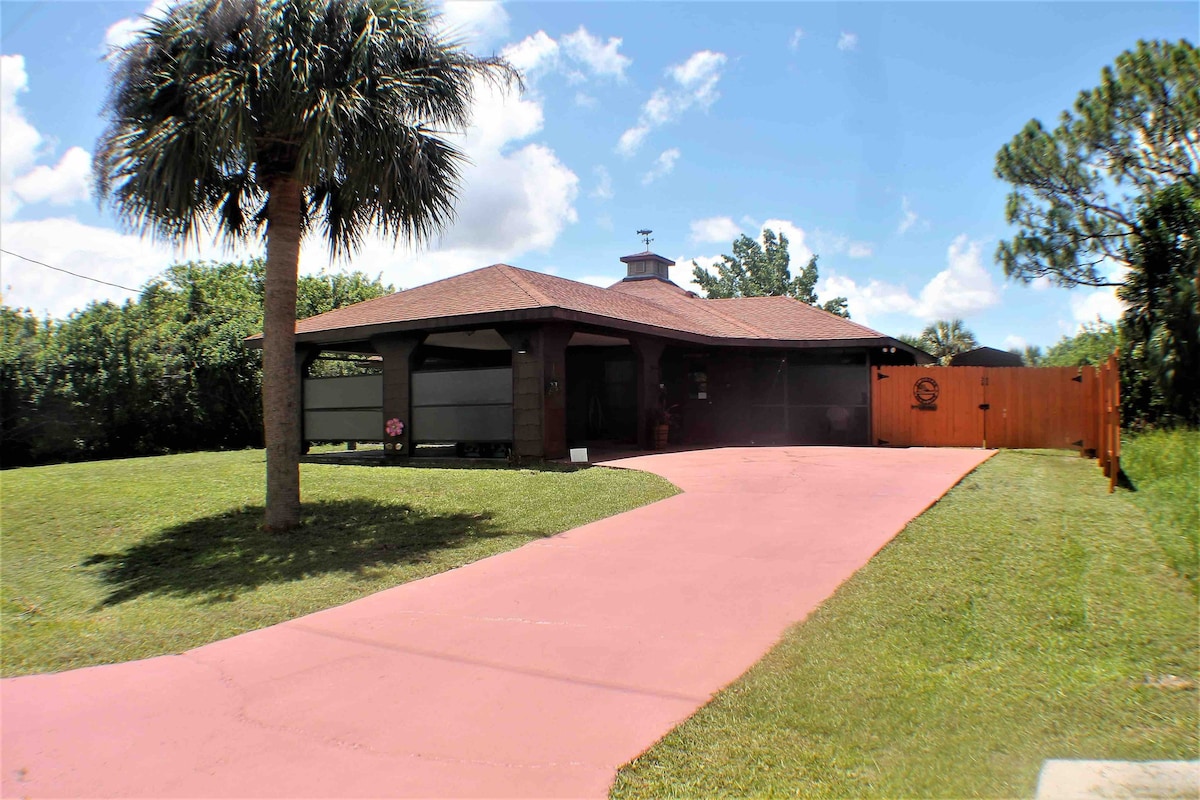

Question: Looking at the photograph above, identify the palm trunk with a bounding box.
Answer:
[262,176,303,530]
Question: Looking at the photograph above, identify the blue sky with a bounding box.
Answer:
[1,1,1196,350]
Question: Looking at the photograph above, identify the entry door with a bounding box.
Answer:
[682,361,717,443]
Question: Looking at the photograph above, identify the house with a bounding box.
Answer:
[253,251,930,459]
[949,347,1025,367]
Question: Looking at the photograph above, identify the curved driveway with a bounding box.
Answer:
[2,446,992,798]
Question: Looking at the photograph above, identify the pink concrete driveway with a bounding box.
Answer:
[2,446,991,799]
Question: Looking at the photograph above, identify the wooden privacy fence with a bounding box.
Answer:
[1093,352,1121,492]
[872,356,1121,490]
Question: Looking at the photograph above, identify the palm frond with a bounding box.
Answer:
[95,0,518,253]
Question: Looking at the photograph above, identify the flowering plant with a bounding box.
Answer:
[385,418,405,437]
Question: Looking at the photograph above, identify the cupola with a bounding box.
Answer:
[620,251,675,281]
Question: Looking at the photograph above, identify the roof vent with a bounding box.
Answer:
[620,252,675,281]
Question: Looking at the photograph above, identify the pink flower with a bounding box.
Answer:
[385,418,405,437]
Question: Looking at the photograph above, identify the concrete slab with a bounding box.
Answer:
[2,446,992,798]
[1036,760,1200,799]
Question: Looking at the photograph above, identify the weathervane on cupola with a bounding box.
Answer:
[621,230,675,281]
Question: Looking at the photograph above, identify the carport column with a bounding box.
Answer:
[296,346,318,453]
[631,338,666,450]
[502,328,545,460]
[541,326,572,460]
[370,333,425,457]
[500,326,572,461]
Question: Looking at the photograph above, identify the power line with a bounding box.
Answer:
[0,247,252,316]
[1,248,142,294]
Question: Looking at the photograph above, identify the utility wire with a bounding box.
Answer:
[1,248,143,294]
[0,247,254,316]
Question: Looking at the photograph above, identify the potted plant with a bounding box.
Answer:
[648,406,670,450]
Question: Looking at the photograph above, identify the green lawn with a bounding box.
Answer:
[613,448,1198,799]
[0,449,676,677]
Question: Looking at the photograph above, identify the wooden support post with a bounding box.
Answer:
[500,326,574,460]
[371,333,424,457]
[502,328,543,459]
[296,346,318,454]
[631,338,666,450]
[541,326,572,460]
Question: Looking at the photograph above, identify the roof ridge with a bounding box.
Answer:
[494,264,554,307]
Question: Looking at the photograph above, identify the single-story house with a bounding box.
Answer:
[949,347,1025,367]
[253,250,930,459]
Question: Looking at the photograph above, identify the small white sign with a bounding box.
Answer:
[570,448,589,463]
[698,392,707,400]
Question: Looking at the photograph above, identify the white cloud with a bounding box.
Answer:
[1070,288,1125,325]
[1030,275,1054,291]
[433,80,578,252]
[578,274,621,289]
[501,26,630,87]
[811,229,873,259]
[617,50,727,156]
[617,126,650,157]
[916,235,1001,319]
[1002,335,1028,351]
[0,217,248,318]
[437,1,510,48]
[789,28,805,50]
[689,216,742,244]
[591,166,613,200]
[575,92,597,109]
[3,71,579,318]
[641,148,681,185]
[759,218,815,264]
[560,26,631,80]
[1,55,40,219]
[11,146,91,207]
[1,55,92,221]
[897,195,925,234]
[501,30,560,77]
[814,234,1000,325]
[669,50,726,102]
[818,273,916,326]
[102,0,174,52]
[837,32,858,52]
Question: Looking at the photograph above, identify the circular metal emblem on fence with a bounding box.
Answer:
[913,377,940,406]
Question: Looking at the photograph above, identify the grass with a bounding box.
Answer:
[612,449,1198,799]
[0,448,676,677]
[1121,428,1199,594]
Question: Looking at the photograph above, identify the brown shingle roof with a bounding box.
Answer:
[274,264,891,345]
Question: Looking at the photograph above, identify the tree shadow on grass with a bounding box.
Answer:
[83,500,509,607]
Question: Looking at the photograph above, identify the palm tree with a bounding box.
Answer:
[95,0,515,529]
[920,319,979,365]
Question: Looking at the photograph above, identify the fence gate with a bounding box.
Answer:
[872,366,1088,450]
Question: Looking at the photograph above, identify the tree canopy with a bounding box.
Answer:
[1118,181,1200,426]
[0,261,391,468]
[691,229,849,317]
[95,0,514,529]
[994,39,1199,288]
[917,319,978,365]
